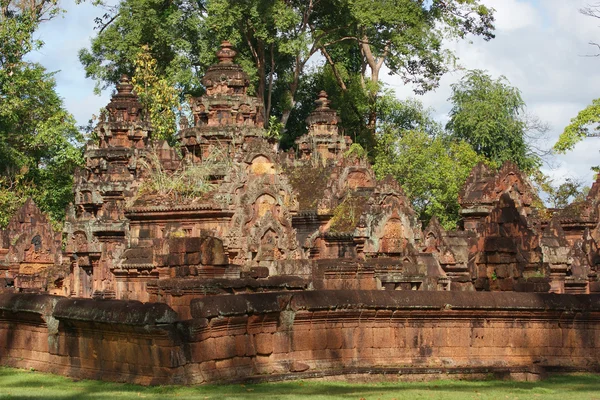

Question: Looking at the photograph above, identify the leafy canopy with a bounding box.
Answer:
[446,70,540,173]
[79,0,495,147]
[373,96,486,229]
[0,0,83,226]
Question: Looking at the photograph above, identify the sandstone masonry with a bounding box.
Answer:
[0,42,599,384]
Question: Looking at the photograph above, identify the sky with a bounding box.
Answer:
[28,0,600,188]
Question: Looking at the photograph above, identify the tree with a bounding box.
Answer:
[543,178,590,209]
[80,0,495,144]
[0,0,83,226]
[316,0,495,142]
[78,0,207,96]
[373,98,486,229]
[132,45,180,142]
[446,70,541,173]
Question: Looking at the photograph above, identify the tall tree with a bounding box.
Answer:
[316,0,495,143]
[371,96,485,229]
[446,70,541,173]
[79,0,495,143]
[0,0,83,226]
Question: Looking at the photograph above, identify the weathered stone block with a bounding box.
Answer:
[254,333,273,355]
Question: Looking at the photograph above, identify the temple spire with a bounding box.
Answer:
[306,91,339,136]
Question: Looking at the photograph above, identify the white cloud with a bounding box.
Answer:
[25,2,114,127]
[486,0,541,32]
[383,0,600,187]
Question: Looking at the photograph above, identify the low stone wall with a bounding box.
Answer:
[0,294,185,384]
[1,291,599,384]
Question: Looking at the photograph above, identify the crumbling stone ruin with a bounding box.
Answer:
[2,41,598,301]
[0,42,599,384]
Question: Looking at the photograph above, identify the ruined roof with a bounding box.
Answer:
[553,175,600,224]
[459,161,535,208]
[282,163,334,211]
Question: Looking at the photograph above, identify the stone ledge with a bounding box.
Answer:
[0,294,179,326]
[190,291,600,319]
[53,298,179,325]
[0,293,60,316]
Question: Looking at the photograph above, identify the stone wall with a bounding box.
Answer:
[1,291,599,384]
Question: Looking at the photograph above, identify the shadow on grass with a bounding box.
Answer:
[0,367,599,400]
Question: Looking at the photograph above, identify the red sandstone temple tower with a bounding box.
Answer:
[63,75,153,299]
[179,40,265,161]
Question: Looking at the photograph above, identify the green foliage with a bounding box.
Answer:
[543,178,590,209]
[374,99,488,229]
[446,70,540,173]
[377,93,443,137]
[265,115,283,140]
[554,98,600,155]
[344,143,368,160]
[0,1,83,226]
[132,45,179,142]
[78,0,206,95]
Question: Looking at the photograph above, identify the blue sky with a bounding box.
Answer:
[29,0,600,188]
[26,1,115,125]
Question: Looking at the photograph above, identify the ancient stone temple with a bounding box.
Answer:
[1,41,599,385]
[1,41,599,299]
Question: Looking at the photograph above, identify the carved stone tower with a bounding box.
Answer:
[295,91,351,161]
[179,41,265,162]
[64,75,152,299]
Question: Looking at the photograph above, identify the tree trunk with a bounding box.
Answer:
[279,57,303,129]
[360,32,387,146]
[256,42,267,127]
[266,43,274,125]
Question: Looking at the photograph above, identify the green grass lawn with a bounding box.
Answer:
[0,367,599,400]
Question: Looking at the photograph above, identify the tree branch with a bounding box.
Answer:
[319,45,347,91]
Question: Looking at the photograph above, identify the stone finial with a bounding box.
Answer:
[179,115,189,130]
[314,91,331,110]
[305,90,340,136]
[116,74,134,96]
[104,73,142,124]
[216,40,237,64]
[201,40,249,95]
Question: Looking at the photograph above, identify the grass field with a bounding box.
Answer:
[0,367,599,399]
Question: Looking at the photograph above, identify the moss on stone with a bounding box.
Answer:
[329,193,370,233]
[282,164,333,211]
